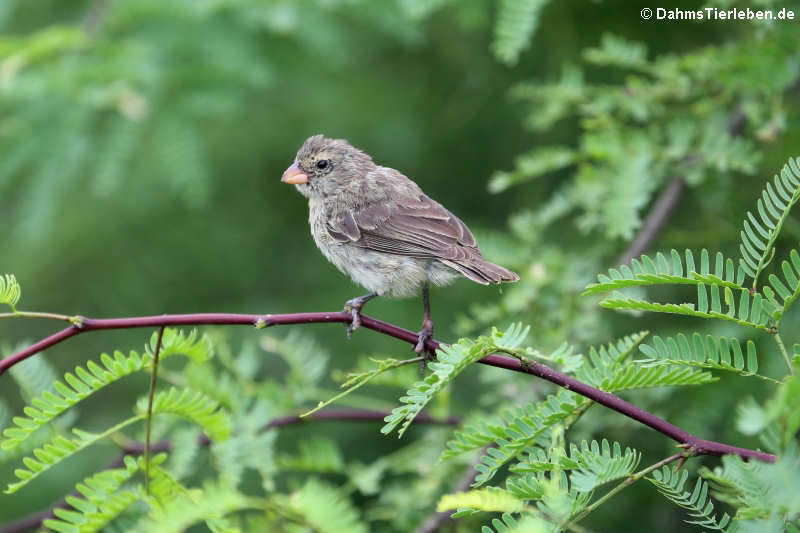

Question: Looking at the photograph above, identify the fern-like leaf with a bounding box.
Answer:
[575,332,715,391]
[492,0,547,66]
[573,331,646,386]
[513,440,640,493]
[648,466,731,530]
[480,512,554,533]
[2,329,209,451]
[2,351,148,451]
[762,249,800,321]
[437,486,524,513]
[488,146,576,193]
[598,284,772,332]
[135,387,231,442]
[505,470,592,525]
[584,249,745,295]
[281,479,368,533]
[6,415,144,493]
[583,33,648,70]
[43,455,140,533]
[472,390,584,485]
[382,324,529,438]
[567,440,640,493]
[0,274,21,311]
[7,351,60,401]
[146,328,212,363]
[637,333,777,383]
[441,418,510,460]
[739,156,800,288]
[277,437,344,473]
[131,480,250,533]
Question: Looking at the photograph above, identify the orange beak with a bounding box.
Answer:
[281,162,308,185]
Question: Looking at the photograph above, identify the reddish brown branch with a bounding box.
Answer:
[0,311,775,463]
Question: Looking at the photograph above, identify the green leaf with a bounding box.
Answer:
[648,466,730,531]
[280,479,368,533]
[135,387,231,442]
[6,416,144,493]
[437,486,524,513]
[492,0,547,66]
[739,157,800,287]
[131,480,251,533]
[0,274,21,311]
[513,440,640,492]
[568,440,640,493]
[637,334,777,383]
[2,329,209,452]
[584,250,745,296]
[382,324,529,437]
[43,459,139,533]
[471,390,584,486]
[488,146,576,193]
[597,289,771,331]
[762,249,800,321]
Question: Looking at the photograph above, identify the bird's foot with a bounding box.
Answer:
[414,317,434,357]
[343,293,375,339]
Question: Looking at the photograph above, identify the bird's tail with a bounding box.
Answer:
[441,258,520,285]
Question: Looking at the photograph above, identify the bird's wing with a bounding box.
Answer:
[325,193,479,261]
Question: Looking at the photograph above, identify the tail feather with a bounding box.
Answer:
[441,258,520,285]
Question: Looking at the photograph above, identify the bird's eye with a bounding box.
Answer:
[316,159,329,169]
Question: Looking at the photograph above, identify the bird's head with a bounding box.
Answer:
[281,134,375,199]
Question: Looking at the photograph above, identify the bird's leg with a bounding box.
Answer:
[415,283,434,357]
[343,292,378,339]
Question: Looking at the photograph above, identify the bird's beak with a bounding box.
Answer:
[281,162,308,185]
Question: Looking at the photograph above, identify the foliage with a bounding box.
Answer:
[0,275,21,312]
[43,456,140,533]
[647,466,731,531]
[738,158,800,288]
[382,323,530,437]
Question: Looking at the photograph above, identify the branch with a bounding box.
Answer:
[0,311,774,462]
[0,407,458,533]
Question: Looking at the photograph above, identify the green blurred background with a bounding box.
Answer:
[2,0,800,531]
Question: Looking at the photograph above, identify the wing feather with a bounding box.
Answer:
[326,193,479,261]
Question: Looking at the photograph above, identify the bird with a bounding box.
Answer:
[281,134,519,354]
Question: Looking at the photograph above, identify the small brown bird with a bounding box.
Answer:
[281,134,519,353]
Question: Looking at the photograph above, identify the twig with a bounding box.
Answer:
[0,311,775,463]
[144,325,165,494]
[0,407,458,533]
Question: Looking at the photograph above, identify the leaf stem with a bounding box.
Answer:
[0,310,74,321]
[301,356,425,418]
[773,331,794,375]
[144,326,165,494]
[566,452,685,527]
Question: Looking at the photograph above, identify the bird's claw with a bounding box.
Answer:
[345,306,362,339]
[414,323,434,357]
[343,297,368,340]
